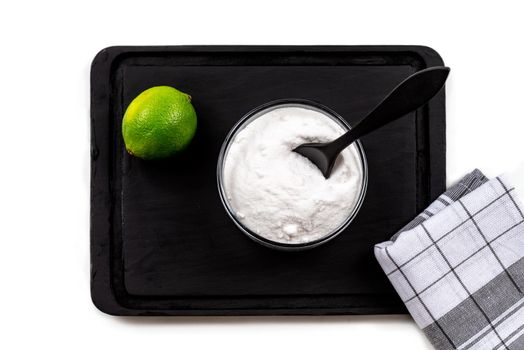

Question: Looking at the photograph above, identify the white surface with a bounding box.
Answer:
[223,106,363,243]
[1,1,523,349]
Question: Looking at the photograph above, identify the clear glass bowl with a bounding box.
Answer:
[217,99,368,251]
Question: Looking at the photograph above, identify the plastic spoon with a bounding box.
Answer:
[293,66,450,178]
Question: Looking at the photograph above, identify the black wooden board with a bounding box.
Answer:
[90,46,446,315]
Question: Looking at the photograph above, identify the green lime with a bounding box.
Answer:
[122,86,197,160]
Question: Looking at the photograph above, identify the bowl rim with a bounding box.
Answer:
[216,98,369,251]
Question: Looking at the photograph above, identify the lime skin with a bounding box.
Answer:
[122,86,197,160]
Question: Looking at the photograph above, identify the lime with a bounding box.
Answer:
[122,86,197,160]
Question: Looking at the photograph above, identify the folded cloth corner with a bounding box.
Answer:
[375,169,524,350]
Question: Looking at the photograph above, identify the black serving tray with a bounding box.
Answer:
[91,46,446,316]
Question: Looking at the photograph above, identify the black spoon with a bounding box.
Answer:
[293,66,450,178]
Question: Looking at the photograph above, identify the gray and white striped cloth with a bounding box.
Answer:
[375,169,524,350]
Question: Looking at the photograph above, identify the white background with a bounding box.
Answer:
[1,0,523,349]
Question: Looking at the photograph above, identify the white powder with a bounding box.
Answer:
[223,106,364,244]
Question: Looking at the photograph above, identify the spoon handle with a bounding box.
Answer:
[330,66,450,154]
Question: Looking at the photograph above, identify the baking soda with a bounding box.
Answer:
[223,106,364,243]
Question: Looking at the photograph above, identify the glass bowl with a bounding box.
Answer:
[216,99,368,251]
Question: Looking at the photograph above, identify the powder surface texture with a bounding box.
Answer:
[223,106,364,244]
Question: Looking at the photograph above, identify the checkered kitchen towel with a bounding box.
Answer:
[375,169,524,350]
